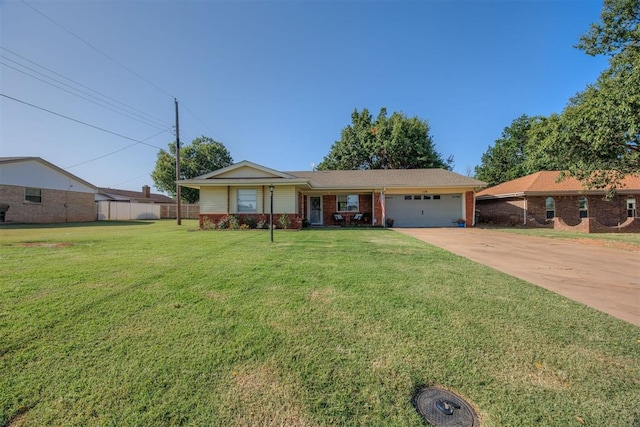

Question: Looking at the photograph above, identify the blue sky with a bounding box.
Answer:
[1,0,609,192]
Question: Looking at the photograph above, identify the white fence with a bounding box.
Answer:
[97,201,161,220]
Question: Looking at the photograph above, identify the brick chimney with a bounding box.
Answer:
[142,185,151,198]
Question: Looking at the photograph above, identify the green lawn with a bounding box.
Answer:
[483,226,640,248]
[1,221,639,426]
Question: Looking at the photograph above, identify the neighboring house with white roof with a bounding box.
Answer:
[178,160,486,229]
[0,157,97,223]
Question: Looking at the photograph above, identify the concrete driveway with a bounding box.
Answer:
[394,228,640,326]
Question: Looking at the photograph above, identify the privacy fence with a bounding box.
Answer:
[97,202,199,220]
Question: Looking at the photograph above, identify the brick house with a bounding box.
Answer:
[0,157,97,223]
[178,161,486,229]
[476,171,640,233]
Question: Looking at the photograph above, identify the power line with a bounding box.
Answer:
[19,0,175,100]
[0,47,172,128]
[1,59,168,131]
[65,128,170,169]
[1,93,164,150]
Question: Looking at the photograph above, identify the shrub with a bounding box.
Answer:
[201,216,216,230]
[278,214,290,229]
[228,215,240,229]
[217,216,229,229]
[242,216,256,229]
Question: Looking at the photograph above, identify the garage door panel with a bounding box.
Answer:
[386,194,463,227]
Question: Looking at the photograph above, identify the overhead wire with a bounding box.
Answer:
[0,46,172,128]
[1,59,168,131]
[19,0,175,100]
[13,1,226,182]
[1,93,165,150]
[65,128,171,169]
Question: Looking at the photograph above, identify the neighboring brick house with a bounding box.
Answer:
[178,160,486,229]
[476,171,640,233]
[0,157,97,223]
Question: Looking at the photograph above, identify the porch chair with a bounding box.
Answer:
[352,213,364,225]
[333,213,345,226]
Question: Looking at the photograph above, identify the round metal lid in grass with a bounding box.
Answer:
[413,387,478,426]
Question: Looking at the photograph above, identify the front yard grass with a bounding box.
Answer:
[485,226,640,248]
[1,221,639,426]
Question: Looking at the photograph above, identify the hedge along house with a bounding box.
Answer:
[475,171,640,233]
[0,157,97,223]
[178,161,486,229]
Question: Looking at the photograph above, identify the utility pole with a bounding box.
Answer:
[175,98,182,225]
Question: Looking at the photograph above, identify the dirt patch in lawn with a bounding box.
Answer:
[17,242,74,248]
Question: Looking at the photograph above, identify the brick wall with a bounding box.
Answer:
[476,197,526,226]
[0,184,95,223]
[465,191,474,226]
[199,213,303,229]
[321,194,375,226]
[477,192,639,231]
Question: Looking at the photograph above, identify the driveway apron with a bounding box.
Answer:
[394,228,640,327]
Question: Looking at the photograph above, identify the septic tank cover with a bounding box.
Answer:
[413,386,478,427]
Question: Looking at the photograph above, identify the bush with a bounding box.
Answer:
[278,214,290,229]
[217,216,229,229]
[201,217,216,230]
[228,215,240,229]
[242,216,256,229]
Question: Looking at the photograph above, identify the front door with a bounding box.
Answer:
[309,196,322,225]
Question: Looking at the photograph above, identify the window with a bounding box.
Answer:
[433,195,441,200]
[237,189,257,213]
[545,197,555,219]
[423,195,431,200]
[413,195,422,200]
[404,195,412,200]
[337,195,359,211]
[628,197,637,218]
[25,187,42,203]
[578,196,588,218]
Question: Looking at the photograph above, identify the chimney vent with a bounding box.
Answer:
[142,185,151,198]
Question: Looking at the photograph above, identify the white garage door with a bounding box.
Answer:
[385,194,464,227]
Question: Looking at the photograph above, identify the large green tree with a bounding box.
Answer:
[151,136,233,203]
[533,0,640,190]
[318,108,453,170]
[474,114,558,186]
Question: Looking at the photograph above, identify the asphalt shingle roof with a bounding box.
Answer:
[287,169,485,189]
[477,171,640,198]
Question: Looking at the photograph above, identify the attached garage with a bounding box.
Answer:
[386,193,464,227]
[179,161,486,229]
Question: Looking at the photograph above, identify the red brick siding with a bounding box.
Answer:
[476,197,526,226]
[199,213,302,229]
[0,184,95,223]
[477,193,639,231]
[465,191,474,226]
[321,194,375,226]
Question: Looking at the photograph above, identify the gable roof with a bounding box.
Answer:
[97,187,174,203]
[288,169,485,189]
[0,156,97,190]
[195,160,299,180]
[178,160,486,190]
[477,171,640,199]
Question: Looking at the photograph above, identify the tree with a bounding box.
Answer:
[151,136,233,203]
[541,0,640,191]
[317,108,453,170]
[474,115,548,186]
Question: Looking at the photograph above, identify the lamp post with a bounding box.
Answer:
[269,184,274,242]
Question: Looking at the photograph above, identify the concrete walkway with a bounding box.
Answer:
[394,228,640,326]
